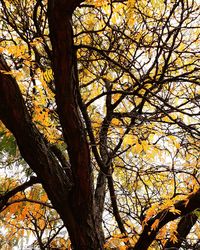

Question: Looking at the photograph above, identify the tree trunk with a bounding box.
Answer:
[47,1,103,249]
[0,54,102,249]
[0,0,104,248]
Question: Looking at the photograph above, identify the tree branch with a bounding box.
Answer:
[133,189,200,250]
[164,213,198,249]
[0,176,39,211]
[0,54,73,224]
[47,1,102,248]
[107,175,127,235]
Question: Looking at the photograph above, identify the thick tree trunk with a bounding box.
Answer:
[0,54,101,249]
[47,1,102,249]
[0,0,103,247]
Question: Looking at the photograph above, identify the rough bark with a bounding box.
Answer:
[2,1,199,249]
[47,0,102,249]
[0,0,103,247]
[95,171,107,243]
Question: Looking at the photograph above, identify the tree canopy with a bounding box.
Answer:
[0,0,199,249]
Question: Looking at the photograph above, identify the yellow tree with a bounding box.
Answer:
[0,0,199,249]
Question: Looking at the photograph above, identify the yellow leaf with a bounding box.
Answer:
[124,134,138,145]
[134,143,143,154]
[119,246,127,250]
[112,118,120,126]
[162,116,172,123]
[174,141,180,149]
[141,140,149,151]
[151,0,164,8]
[43,68,53,83]
[170,233,178,244]
[151,219,159,231]
[169,207,181,215]
[0,46,4,53]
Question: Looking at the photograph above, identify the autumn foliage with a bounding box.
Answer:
[0,0,200,249]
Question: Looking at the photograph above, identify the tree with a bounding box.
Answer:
[0,0,199,249]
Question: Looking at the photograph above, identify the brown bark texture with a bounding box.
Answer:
[47,0,102,249]
[1,0,200,249]
[0,0,103,249]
